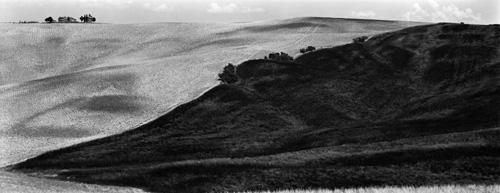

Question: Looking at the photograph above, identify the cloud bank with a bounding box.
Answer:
[402,0,481,22]
[207,2,264,14]
[77,0,134,9]
[142,3,173,12]
[351,11,376,19]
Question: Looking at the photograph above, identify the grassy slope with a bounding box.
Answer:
[244,184,500,193]
[10,23,500,192]
[0,18,419,167]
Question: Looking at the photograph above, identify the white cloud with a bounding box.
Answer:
[142,3,151,9]
[77,0,133,9]
[241,7,265,13]
[402,3,430,21]
[207,2,264,14]
[432,5,481,21]
[152,4,172,12]
[207,3,237,13]
[427,0,439,9]
[74,0,172,12]
[402,1,481,22]
[351,11,376,18]
[141,2,172,12]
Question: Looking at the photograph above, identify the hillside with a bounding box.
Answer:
[0,18,421,167]
[9,23,500,193]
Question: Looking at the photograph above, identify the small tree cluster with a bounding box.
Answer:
[45,17,54,23]
[266,52,293,61]
[300,46,316,54]
[218,63,238,84]
[80,14,96,23]
[353,36,369,43]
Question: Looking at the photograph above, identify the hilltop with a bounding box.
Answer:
[9,22,500,192]
[0,17,421,167]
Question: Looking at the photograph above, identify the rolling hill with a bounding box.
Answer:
[0,18,421,167]
[9,22,500,192]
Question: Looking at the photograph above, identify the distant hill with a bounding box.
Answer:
[0,17,421,167]
[10,23,500,193]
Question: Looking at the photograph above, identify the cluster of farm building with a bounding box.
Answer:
[44,14,96,23]
[16,14,97,24]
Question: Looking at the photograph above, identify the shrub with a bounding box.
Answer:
[218,63,238,84]
[300,46,316,54]
[353,36,369,43]
[44,17,54,23]
[268,52,293,61]
[80,14,96,23]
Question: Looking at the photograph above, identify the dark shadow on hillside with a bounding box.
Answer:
[18,68,136,95]
[77,95,145,113]
[6,126,93,138]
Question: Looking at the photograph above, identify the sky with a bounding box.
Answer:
[1,0,499,24]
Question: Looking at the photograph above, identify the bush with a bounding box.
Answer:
[353,36,369,43]
[44,17,54,23]
[300,46,316,54]
[218,63,238,84]
[268,52,293,61]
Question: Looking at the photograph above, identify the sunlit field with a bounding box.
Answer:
[0,18,423,167]
[240,185,500,193]
[0,170,144,193]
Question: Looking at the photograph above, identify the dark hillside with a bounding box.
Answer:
[10,23,500,193]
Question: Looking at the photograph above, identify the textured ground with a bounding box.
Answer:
[243,185,500,193]
[10,23,500,193]
[0,18,421,167]
[0,170,144,193]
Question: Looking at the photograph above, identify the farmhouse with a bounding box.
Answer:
[58,16,78,23]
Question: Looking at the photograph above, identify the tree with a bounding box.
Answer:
[92,17,96,22]
[306,46,316,52]
[44,16,54,23]
[218,63,238,84]
[80,16,84,22]
[81,14,89,22]
[300,46,315,54]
